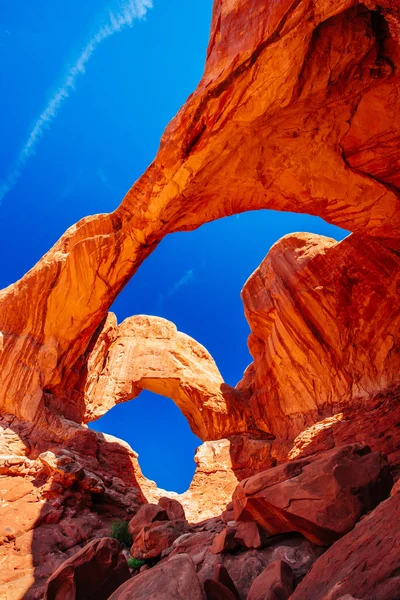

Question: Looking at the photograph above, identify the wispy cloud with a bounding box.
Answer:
[0,0,152,204]
[168,269,194,297]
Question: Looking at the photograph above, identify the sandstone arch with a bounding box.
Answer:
[0,0,399,433]
[1,0,400,595]
[67,313,257,441]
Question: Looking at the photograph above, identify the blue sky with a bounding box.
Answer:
[0,1,347,492]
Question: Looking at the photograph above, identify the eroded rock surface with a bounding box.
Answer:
[65,314,255,441]
[247,559,294,600]
[233,444,392,546]
[291,492,400,599]
[0,0,400,597]
[108,554,205,600]
[238,233,400,440]
[1,0,399,437]
[43,537,130,600]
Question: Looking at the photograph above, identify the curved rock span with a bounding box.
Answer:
[0,0,400,598]
[67,313,256,441]
[0,0,399,434]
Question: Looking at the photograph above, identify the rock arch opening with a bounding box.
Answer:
[82,210,347,473]
[90,390,201,493]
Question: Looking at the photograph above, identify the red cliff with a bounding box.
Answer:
[1,0,400,597]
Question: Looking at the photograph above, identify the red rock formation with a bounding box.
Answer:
[204,579,238,600]
[168,527,322,600]
[128,504,169,543]
[131,520,189,560]
[247,560,294,600]
[211,526,239,554]
[233,444,392,546]
[43,537,130,600]
[107,554,205,600]
[288,387,400,473]
[158,497,186,521]
[291,492,400,599]
[68,314,254,441]
[0,0,399,439]
[234,521,269,550]
[0,0,400,597]
[213,565,241,600]
[178,435,275,522]
[238,232,400,441]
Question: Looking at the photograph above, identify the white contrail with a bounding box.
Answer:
[168,269,195,297]
[0,0,152,203]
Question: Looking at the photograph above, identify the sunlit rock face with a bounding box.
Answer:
[0,0,400,597]
[0,0,399,433]
[60,313,256,441]
[238,232,400,440]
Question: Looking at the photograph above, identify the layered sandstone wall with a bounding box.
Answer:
[0,0,399,436]
[238,232,400,439]
[1,0,400,597]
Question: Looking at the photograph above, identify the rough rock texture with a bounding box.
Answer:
[233,444,392,545]
[238,232,400,440]
[213,565,241,600]
[204,579,238,600]
[1,0,400,597]
[291,492,400,599]
[43,537,130,600]
[158,497,186,521]
[234,521,269,550]
[178,435,275,522]
[168,526,322,600]
[107,554,205,600]
[1,0,399,441]
[211,526,239,554]
[0,416,157,600]
[288,388,400,475]
[131,519,189,560]
[69,314,254,441]
[128,504,169,542]
[247,560,294,600]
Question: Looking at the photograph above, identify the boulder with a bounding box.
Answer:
[158,497,186,521]
[247,560,294,600]
[291,492,400,600]
[108,554,205,600]
[234,521,268,549]
[43,537,130,600]
[211,526,239,554]
[222,502,235,524]
[209,538,321,600]
[168,529,321,600]
[128,504,169,541]
[233,444,392,545]
[204,579,238,600]
[213,565,241,600]
[131,520,189,560]
[169,530,216,566]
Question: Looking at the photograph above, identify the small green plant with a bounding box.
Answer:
[127,557,146,570]
[110,520,132,548]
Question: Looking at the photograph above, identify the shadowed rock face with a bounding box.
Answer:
[107,554,205,600]
[0,0,400,597]
[291,491,400,600]
[43,537,130,600]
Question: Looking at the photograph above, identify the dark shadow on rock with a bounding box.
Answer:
[0,411,149,600]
